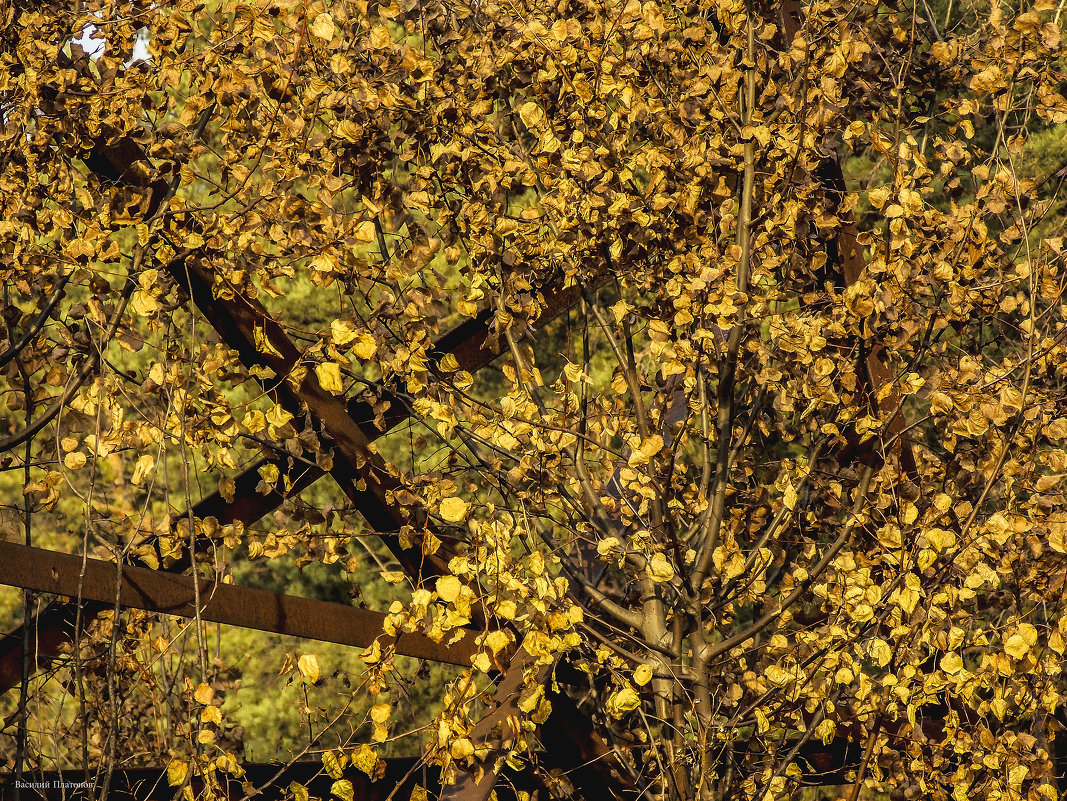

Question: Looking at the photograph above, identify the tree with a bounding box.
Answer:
[3,0,1067,799]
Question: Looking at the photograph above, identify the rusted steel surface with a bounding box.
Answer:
[441,650,543,801]
[0,601,101,693]
[0,278,582,693]
[0,540,479,667]
[442,649,639,801]
[81,129,611,590]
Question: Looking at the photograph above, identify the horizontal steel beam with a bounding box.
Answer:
[0,541,479,667]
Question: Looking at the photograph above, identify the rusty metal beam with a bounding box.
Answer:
[440,649,545,801]
[0,540,479,667]
[6,738,870,800]
[0,600,95,695]
[156,201,637,801]
[440,648,640,801]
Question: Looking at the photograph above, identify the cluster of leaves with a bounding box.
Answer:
[4,0,1067,799]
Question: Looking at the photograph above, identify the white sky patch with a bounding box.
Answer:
[72,24,106,59]
[70,23,152,65]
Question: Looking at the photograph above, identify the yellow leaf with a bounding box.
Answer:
[633,664,653,686]
[563,360,586,384]
[167,759,188,787]
[930,392,953,414]
[258,462,279,486]
[315,361,344,395]
[323,750,346,779]
[640,434,664,458]
[265,405,293,430]
[902,502,918,526]
[814,718,836,745]
[290,783,310,801]
[436,575,462,603]
[925,528,955,552]
[518,101,545,129]
[439,497,468,523]
[940,652,963,675]
[1008,765,1029,788]
[450,738,475,759]
[63,451,87,470]
[369,25,392,49]
[970,65,1004,95]
[332,780,355,801]
[597,537,622,558]
[201,705,222,724]
[868,639,892,667]
[312,253,338,273]
[1004,624,1038,660]
[608,685,641,717]
[868,186,890,209]
[352,332,377,360]
[331,319,358,345]
[783,482,798,511]
[193,683,214,705]
[648,552,674,582]
[756,708,769,734]
[518,685,545,713]
[611,300,631,323]
[483,629,511,655]
[353,219,377,243]
[310,12,335,41]
[336,120,361,143]
[1050,514,1067,553]
[254,324,283,358]
[131,453,156,486]
[371,703,390,724]
[361,640,382,665]
[298,653,320,684]
[130,290,161,316]
[351,744,380,776]
[764,665,793,686]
